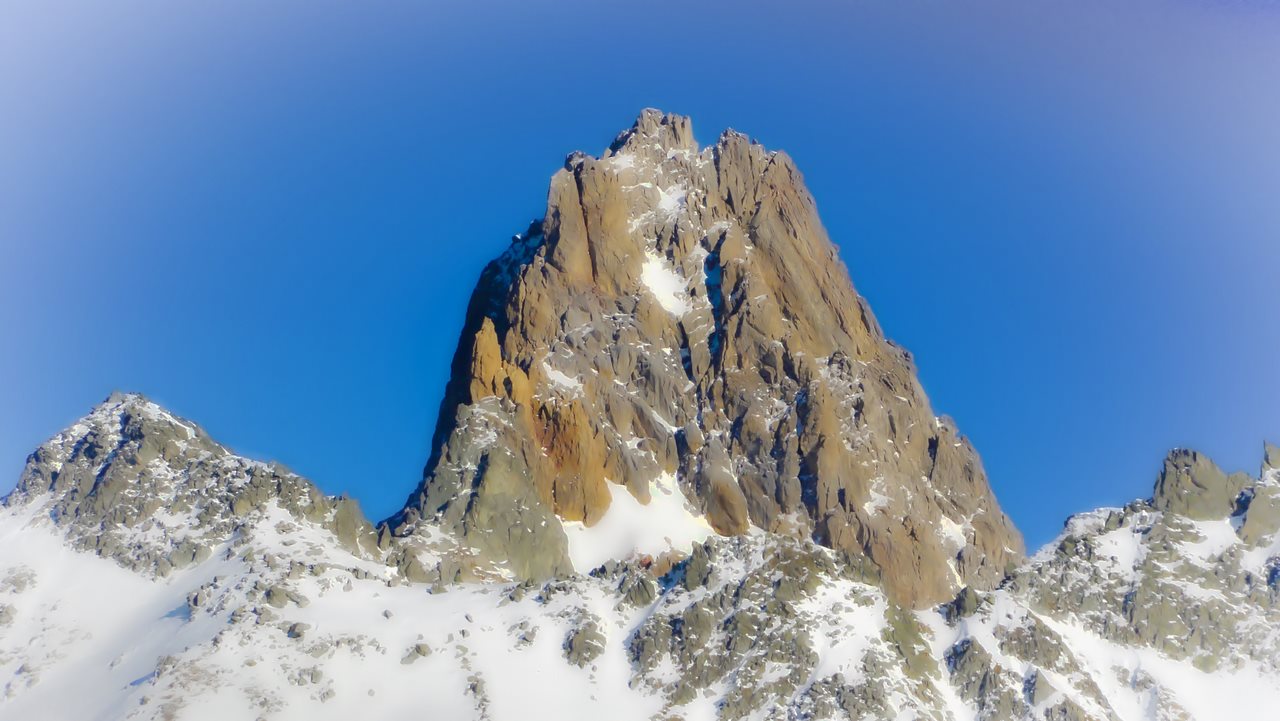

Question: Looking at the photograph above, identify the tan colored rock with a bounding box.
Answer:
[398,110,1024,605]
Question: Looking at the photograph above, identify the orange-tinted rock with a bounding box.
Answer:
[397,110,1024,605]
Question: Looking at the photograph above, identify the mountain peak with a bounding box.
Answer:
[1264,440,1279,474]
[394,111,1023,607]
[102,389,151,405]
[607,108,697,157]
[6,394,376,576]
[1151,447,1252,521]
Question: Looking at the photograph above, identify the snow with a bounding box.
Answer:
[0,499,680,721]
[915,611,979,721]
[935,514,968,552]
[0,506,240,721]
[640,251,691,316]
[862,486,891,514]
[925,592,1116,721]
[609,153,636,171]
[1037,610,1280,721]
[800,582,888,687]
[1178,518,1240,564]
[1240,531,1280,574]
[541,361,583,395]
[656,185,687,220]
[1092,524,1147,574]
[561,472,713,572]
[6,475,1280,721]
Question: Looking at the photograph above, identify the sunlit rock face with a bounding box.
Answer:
[390,109,1023,607]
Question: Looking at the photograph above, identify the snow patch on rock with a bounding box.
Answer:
[640,251,691,316]
[562,472,712,572]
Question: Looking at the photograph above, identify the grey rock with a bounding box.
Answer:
[3,394,380,577]
[400,643,432,664]
[563,620,606,668]
[1151,448,1249,520]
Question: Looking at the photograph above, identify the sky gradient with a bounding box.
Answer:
[2,0,1277,549]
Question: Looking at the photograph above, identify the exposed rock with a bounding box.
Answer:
[1242,441,1280,545]
[563,620,606,668]
[400,643,432,664]
[944,586,982,622]
[4,393,379,575]
[1151,448,1250,521]
[393,109,1022,607]
[2,396,1280,719]
[1011,445,1280,674]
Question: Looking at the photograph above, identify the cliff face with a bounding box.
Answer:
[392,109,1023,607]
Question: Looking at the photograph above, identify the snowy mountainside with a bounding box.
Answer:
[1,396,1279,720]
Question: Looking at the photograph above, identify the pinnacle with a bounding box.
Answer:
[101,390,152,408]
[607,108,697,156]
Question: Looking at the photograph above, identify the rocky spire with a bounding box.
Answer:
[1145,445,1280,545]
[1151,447,1252,521]
[1242,442,1280,545]
[393,110,1024,607]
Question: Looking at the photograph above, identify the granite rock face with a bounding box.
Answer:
[393,109,1022,607]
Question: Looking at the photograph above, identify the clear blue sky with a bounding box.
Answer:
[2,1,1277,549]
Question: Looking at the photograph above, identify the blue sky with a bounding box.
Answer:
[2,0,1277,549]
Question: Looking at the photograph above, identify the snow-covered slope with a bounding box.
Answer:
[1,396,1278,720]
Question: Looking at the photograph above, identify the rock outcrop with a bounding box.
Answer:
[391,109,1022,607]
[4,392,378,574]
[1008,444,1280,675]
[1152,448,1251,521]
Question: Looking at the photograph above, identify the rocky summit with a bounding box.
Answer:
[390,109,1021,608]
[0,112,1277,721]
